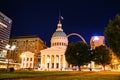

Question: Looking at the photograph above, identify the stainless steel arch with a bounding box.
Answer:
[67,33,87,43]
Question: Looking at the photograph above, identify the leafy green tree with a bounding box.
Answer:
[65,41,91,70]
[105,14,120,58]
[93,45,112,70]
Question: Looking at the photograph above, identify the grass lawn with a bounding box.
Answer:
[0,71,120,80]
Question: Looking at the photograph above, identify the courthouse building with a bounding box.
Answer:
[40,20,68,70]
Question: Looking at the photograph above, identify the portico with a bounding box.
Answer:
[41,47,67,70]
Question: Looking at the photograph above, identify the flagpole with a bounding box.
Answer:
[59,10,61,22]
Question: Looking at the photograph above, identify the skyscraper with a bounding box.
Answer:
[90,36,105,49]
[0,12,12,57]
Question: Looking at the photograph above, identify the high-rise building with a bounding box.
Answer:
[0,12,12,57]
[9,35,47,64]
[90,36,105,49]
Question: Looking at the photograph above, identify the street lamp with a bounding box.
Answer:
[5,44,16,70]
[76,52,79,71]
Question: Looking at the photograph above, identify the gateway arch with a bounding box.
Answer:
[67,33,87,43]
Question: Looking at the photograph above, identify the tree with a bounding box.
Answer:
[93,45,112,70]
[65,41,91,70]
[105,14,120,58]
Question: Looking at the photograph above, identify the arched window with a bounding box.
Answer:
[52,43,54,46]
[60,42,61,46]
[57,42,59,45]
[55,43,56,46]
[62,43,63,46]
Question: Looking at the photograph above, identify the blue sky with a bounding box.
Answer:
[0,0,120,46]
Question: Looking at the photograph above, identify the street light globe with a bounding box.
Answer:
[93,36,99,41]
[5,44,16,50]
[5,44,16,70]
[5,44,10,49]
[11,45,16,50]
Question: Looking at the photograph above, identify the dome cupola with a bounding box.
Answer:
[51,20,68,49]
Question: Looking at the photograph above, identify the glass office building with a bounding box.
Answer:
[0,12,12,57]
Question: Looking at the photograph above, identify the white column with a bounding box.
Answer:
[21,57,23,68]
[54,55,56,69]
[59,55,61,69]
[45,55,47,69]
[63,55,66,70]
[50,55,52,69]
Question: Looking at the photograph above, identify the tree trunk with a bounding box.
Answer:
[78,66,81,71]
[102,64,106,71]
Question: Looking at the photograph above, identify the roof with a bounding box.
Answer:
[52,31,67,37]
[10,35,40,39]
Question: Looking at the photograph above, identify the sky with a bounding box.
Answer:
[0,0,120,46]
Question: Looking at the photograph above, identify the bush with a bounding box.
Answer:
[0,68,6,72]
[9,67,14,72]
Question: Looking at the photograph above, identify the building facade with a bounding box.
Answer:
[20,51,35,69]
[40,20,68,70]
[90,36,105,49]
[9,36,47,65]
[0,12,12,57]
[89,36,113,70]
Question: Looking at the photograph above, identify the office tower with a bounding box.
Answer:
[90,36,105,49]
[0,12,12,57]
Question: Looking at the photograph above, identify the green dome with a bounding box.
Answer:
[52,31,67,37]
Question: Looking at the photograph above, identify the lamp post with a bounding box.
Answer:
[5,44,16,70]
[76,52,79,71]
